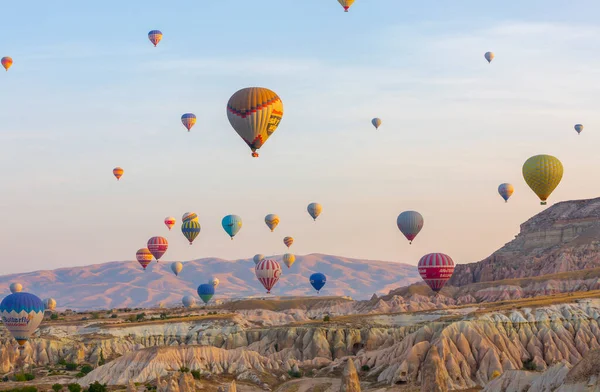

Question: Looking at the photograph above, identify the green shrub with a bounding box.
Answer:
[91,313,100,320]
[65,363,78,371]
[50,313,59,320]
[191,370,201,380]
[523,359,536,371]
[110,314,117,319]
[13,373,34,382]
[361,365,370,372]
[52,384,63,392]
[136,313,146,321]
[67,385,81,392]
[80,365,93,375]
[75,372,84,378]
[98,350,106,366]
[6,387,37,392]
[86,381,107,392]
[58,358,67,366]
[179,367,190,373]
[323,315,330,322]
[288,370,302,378]
[160,313,167,320]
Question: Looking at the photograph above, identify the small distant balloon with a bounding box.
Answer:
[253,254,265,265]
[181,113,196,132]
[148,30,162,47]
[265,214,280,232]
[397,211,424,244]
[574,124,584,135]
[136,248,153,270]
[371,118,382,130]
[43,298,57,311]
[147,236,168,261]
[182,212,198,223]
[9,283,22,294]
[283,236,294,248]
[307,203,322,221]
[255,259,282,294]
[485,52,495,63]
[113,167,124,181]
[337,0,355,12]
[181,220,201,245]
[309,273,327,293]
[283,253,296,268]
[522,154,563,205]
[498,183,514,203]
[197,284,215,304]
[0,292,45,350]
[182,295,196,308]
[222,215,242,239]
[1,57,13,71]
[171,262,183,276]
[209,277,220,288]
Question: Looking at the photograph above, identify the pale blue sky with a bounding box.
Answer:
[2,1,600,274]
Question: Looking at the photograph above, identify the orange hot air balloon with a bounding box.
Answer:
[136,248,153,270]
[1,57,13,71]
[113,167,124,181]
[283,236,294,248]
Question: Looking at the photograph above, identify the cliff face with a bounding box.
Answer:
[450,197,600,286]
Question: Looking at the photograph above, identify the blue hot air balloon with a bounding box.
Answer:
[197,283,215,304]
[309,273,327,293]
[0,292,45,351]
[181,220,201,245]
[221,215,242,239]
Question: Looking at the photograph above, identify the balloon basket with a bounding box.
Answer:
[541,201,547,205]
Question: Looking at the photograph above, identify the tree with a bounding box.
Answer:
[136,313,146,321]
[323,315,331,322]
[179,367,190,373]
[50,313,59,320]
[67,384,81,392]
[80,365,93,375]
[159,313,167,320]
[110,314,117,318]
[191,370,201,380]
[86,381,107,392]
[52,384,63,392]
[65,363,78,371]
[98,350,105,366]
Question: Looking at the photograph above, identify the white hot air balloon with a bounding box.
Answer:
[9,283,22,294]
[43,298,57,311]
[171,262,183,276]
[209,277,220,288]
[182,295,196,308]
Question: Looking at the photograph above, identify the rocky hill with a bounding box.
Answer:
[449,197,600,286]
[0,253,420,310]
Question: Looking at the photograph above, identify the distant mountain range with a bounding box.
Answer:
[0,253,421,311]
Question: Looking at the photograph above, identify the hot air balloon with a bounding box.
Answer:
[209,277,220,288]
[181,113,196,131]
[136,248,153,270]
[418,253,455,293]
[182,212,198,223]
[254,254,265,265]
[0,292,45,351]
[255,259,282,294]
[1,57,13,71]
[309,273,327,293]
[182,220,201,245]
[307,203,322,221]
[197,284,215,304]
[226,87,284,157]
[148,30,162,47]
[498,183,514,203]
[522,155,563,205]
[283,253,296,268]
[396,211,424,244]
[113,167,124,181]
[43,298,57,311]
[164,217,176,231]
[265,214,280,232]
[485,52,494,63]
[222,215,242,239]
[182,295,196,308]
[171,262,183,276]
[283,236,294,248]
[372,118,382,130]
[575,124,584,135]
[147,237,168,261]
[9,283,22,294]
[338,0,355,12]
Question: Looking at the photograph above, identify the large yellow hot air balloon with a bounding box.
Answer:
[226,87,284,157]
[522,155,563,205]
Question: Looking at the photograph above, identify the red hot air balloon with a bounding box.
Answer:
[417,253,455,293]
[255,259,282,294]
[136,248,153,270]
[147,236,168,261]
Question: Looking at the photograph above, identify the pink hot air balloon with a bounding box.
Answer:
[164,217,176,230]
[417,253,455,293]
[255,259,282,294]
[147,236,168,261]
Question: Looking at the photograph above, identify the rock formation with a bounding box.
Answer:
[340,359,360,392]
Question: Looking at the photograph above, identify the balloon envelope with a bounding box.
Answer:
[1,57,13,71]
[43,298,57,311]
[418,253,455,293]
[253,254,265,265]
[171,262,183,276]
[371,118,382,129]
[485,52,494,63]
[498,183,514,202]
[307,203,323,221]
[136,248,153,270]
[337,0,355,11]
[0,292,45,348]
[209,277,220,288]
[113,167,124,181]
[182,212,198,223]
[283,253,296,268]
[255,259,282,294]
[575,124,584,134]
[181,113,196,131]
[9,283,22,294]
[182,220,201,245]
[226,87,284,157]
[396,211,424,244]
[182,295,196,308]
[222,215,242,239]
[283,236,294,248]
[197,284,215,304]
[522,155,563,205]
[148,30,162,46]
[147,237,168,261]
[164,217,176,230]
[309,273,327,292]
[265,214,280,232]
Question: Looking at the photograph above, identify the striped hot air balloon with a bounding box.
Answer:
[1,57,13,71]
[136,248,153,270]
[522,155,563,205]
[265,214,280,232]
[283,236,294,248]
[498,183,514,203]
[226,87,284,157]
[181,220,201,245]
[148,30,162,47]
[418,253,455,293]
[396,211,424,244]
[255,259,282,294]
[113,167,124,181]
[0,292,45,350]
[337,0,355,12]
[181,113,196,131]
[283,253,296,268]
[182,212,198,223]
[164,217,176,230]
[147,237,168,261]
